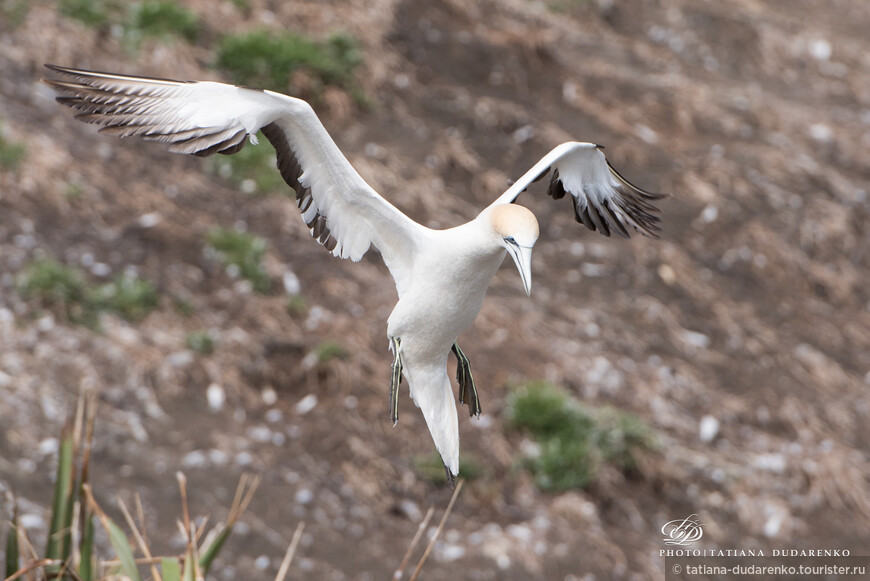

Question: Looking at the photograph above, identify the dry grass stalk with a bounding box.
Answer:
[409,480,465,581]
[4,559,61,581]
[176,472,191,538]
[228,473,261,525]
[392,506,435,581]
[118,497,162,581]
[274,521,306,581]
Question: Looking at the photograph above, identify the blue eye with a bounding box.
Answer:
[505,236,516,244]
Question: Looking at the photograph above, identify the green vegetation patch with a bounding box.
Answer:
[19,258,96,326]
[0,130,26,171]
[19,258,89,309]
[186,330,215,354]
[215,30,362,94]
[58,0,200,46]
[314,340,350,363]
[286,293,308,315]
[0,0,30,29]
[506,381,657,491]
[414,451,484,484]
[212,133,287,197]
[18,258,159,327]
[57,0,115,27]
[93,272,159,321]
[206,227,271,293]
[126,0,200,42]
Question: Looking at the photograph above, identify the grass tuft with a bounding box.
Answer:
[215,30,362,95]
[1,395,279,581]
[18,258,159,327]
[206,227,271,293]
[58,0,200,49]
[18,258,95,325]
[186,330,215,354]
[211,133,287,197]
[0,0,30,28]
[315,340,350,363]
[506,380,595,441]
[592,406,659,471]
[0,129,26,171]
[533,437,597,491]
[286,293,308,315]
[506,381,657,491]
[126,0,200,42]
[57,0,114,27]
[93,272,159,321]
[18,258,88,308]
[413,452,483,484]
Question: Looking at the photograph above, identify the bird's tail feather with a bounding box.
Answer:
[407,368,460,477]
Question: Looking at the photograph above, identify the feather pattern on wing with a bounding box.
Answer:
[491,141,667,238]
[45,64,422,295]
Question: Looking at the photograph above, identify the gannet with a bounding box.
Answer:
[45,64,665,484]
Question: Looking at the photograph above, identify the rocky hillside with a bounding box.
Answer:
[1,0,868,579]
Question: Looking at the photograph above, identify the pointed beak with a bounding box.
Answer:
[507,244,533,296]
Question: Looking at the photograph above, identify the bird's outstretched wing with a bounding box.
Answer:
[44,64,423,290]
[490,142,666,238]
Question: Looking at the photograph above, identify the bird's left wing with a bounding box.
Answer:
[490,142,666,238]
[44,64,424,292]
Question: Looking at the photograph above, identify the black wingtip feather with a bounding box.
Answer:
[551,159,666,239]
[262,122,341,254]
[606,159,668,200]
[547,169,567,200]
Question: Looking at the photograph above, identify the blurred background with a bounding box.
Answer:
[1,0,868,579]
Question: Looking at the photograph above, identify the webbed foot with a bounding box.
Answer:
[451,342,481,417]
[389,336,403,426]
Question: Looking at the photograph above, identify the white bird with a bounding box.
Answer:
[45,64,665,485]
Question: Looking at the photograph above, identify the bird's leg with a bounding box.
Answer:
[389,336,403,426]
[451,343,481,417]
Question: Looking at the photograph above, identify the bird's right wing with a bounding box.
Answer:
[45,64,424,292]
[490,142,666,238]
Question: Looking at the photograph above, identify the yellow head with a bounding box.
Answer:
[490,204,540,246]
[488,205,539,295]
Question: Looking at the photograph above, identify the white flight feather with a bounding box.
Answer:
[491,141,605,206]
[46,66,423,295]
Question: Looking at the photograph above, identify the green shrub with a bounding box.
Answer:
[18,258,96,325]
[414,451,483,484]
[593,406,658,471]
[212,133,287,197]
[186,330,215,354]
[0,130,26,170]
[507,381,657,491]
[506,380,594,441]
[0,0,29,29]
[286,293,308,315]
[206,227,271,293]
[314,340,350,363]
[93,272,159,321]
[126,0,199,42]
[19,258,88,307]
[532,437,597,491]
[215,30,361,94]
[57,0,116,27]
[58,0,200,48]
[18,258,159,327]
